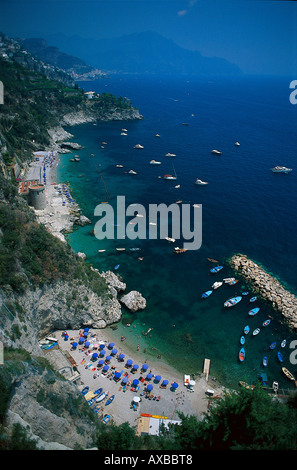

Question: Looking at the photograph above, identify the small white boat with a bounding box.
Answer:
[271,166,292,173]
[253,328,260,336]
[212,281,223,289]
[116,248,126,251]
[156,134,160,138]
[116,164,123,168]
[150,160,162,165]
[195,179,208,185]
[122,128,128,132]
[223,277,235,284]
[211,149,222,155]
[128,170,137,174]
[149,222,157,226]
[134,144,144,149]
[174,184,180,189]
[164,174,177,180]
[121,132,127,136]
[165,153,176,157]
[192,204,201,208]
[235,142,240,146]
[165,237,176,243]
[98,249,106,253]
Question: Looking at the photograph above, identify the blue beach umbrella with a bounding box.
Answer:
[161,380,169,387]
[126,359,133,367]
[146,373,153,380]
[147,384,153,391]
[154,375,161,383]
[78,337,84,344]
[103,365,109,372]
[118,354,125,361]
[133,379,139,386]
[111,349,117,356]
[83,331,88,337]
[98,360,104,367]
[142,364,148,371]
[132,364,139,371]
[99,344,105,349]
[72,342,78,348]
[84,328,89,332]
[105,355,111,362]
[84,341,90,348]
[108,343,115,349]
[114,372,122,380]
[92,352,98,360]
[100,350,106,357]
[121,376,128,384]
[171,382,179,390]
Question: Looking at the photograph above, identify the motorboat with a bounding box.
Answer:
[210,266,223,273]
[164,174,177,180]
[211,149,222,155]
[116,248,126,251]
[116,164,123,168]
[96,391,108,402]
[282,367,295,381]
[272,381,279,393]
[201,290,213,298]
[165,237,176,243]
[271,166,292,173]
[235,142,240,146]
[165,153,176,157]
[128,170,137,174]
[134,144,144,149]
[240,336,245,345]
[263,356,268,367]
[249,296,257,302]
[269,342,276,350]
[212,281,223,289]
[281,340,287,348]
[150,160,162,165]
[223,277,235,284]
[195,179,208,185]
[224,296,242,307]
[173,247,187,254]
[253,328,260,336]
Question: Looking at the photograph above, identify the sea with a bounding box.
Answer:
[57,74,297,391]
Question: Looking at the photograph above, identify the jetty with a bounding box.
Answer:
[229,254,297,330]
[203,358,210,382]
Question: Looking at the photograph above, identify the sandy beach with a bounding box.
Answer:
[52,326,225,430]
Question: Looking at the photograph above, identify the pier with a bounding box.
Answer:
[230,254,297,330]
[203,358,210,382]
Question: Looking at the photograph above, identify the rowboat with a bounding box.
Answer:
[269,342,276,350]
[202,290,213,298]
[277,352,284,362]
[249,296,257,302]
[281,340,286,348]
[94,387,103,396]
[210,266,223,273]
[240,336,245,345]
[96,391,108,402]
[224,296,242,307]
[81,386,89,396]
[173,247,187,254]
[223,277,235,284]
[105,394,115,406]
[244,325,250,335]
[239,381,255,390]
[239,348,245,362]
[262,319,271,327]
[228,279,238,285]
[282,367,295,381]
[114,264,120,270]
[242,292,249,296]
[253,328,260,336]
[248,307,260,316]
[263,356,268,367]
[212,281,223,289]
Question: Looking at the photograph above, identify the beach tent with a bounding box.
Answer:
[118,354,125,361]
[154,375,161,383]
[146,373,153,380]
[161,380,169,387]
[147,384,153,391]
[126,359,133,367]
[111,349,117,356]
[108,343,115,349]
[141,364,149,371]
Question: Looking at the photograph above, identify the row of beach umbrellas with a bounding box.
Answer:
[72,328,179,391]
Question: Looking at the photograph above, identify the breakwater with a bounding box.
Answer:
[230,254,297,330]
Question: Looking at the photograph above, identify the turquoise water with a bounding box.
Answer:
[57,74,297,390]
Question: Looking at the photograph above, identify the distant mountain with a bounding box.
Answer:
[44,31,242,76]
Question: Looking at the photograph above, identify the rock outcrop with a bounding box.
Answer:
[230,254,297,329]
[120,290,146,312]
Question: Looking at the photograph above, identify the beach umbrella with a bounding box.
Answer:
[121,376,128,384]
[84,328,89,332]
[108,342,115,349]
[100,350,106,357]
[105,355,111,362]
[147,384,153,391]
[114,372,122,379]
[84,341,90,348]
[161,380,169,387]
[78,337,84,344]
[92,352,98,360]
[83,331,88,337]
[171,382,179,390]
[93,343,99,349]
[133,379,139,386]
[72,342,78,348]
[133,396,140,403]
[126,359,133,367]
[142,364,149,371]
[111,349,117,356]
[98,360,104,367]
[132,364,139,371]
[118,353,125,361]
[99,344,105,349]
[146,373,153,380]
[103,365,109,372]
[154,375,161,382]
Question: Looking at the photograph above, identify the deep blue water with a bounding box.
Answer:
[58,74,297,390]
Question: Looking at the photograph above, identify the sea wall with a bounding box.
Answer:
[230,254,297,329]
